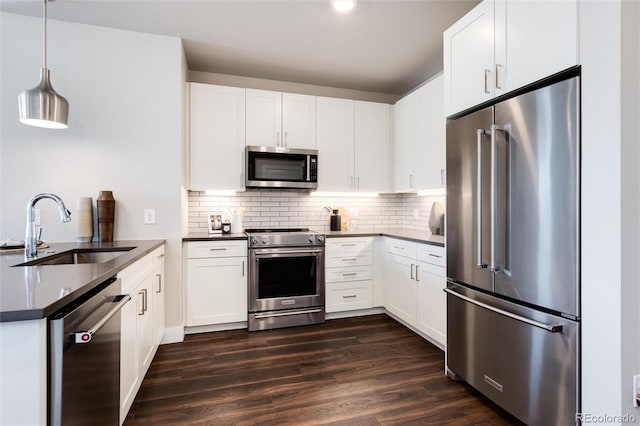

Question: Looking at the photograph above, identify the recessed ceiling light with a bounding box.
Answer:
[331,0,356,13]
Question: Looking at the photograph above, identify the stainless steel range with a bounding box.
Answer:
[246,228,325,331]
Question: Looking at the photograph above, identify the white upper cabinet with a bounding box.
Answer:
[414,76,445,191]
[354,101,390,193]
[392,94,415,192]
[317,97,390,193]
[444,0,578,116]
[317,97,355,192]
[245,89,282,147]
[189,83,246,191]
[392,75,444,192]
[282,93,317,149]
[246,89,317,149]
[443,0,495,116]
[494,0,578,94]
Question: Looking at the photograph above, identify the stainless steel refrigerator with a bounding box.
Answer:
[445,72,580,426]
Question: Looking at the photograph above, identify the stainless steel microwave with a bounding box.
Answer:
[246,145,318,190]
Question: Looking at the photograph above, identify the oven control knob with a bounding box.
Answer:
[308,236,315,243]
[261,236,269,244]
[317,235,325,243]
[251,237,259,245]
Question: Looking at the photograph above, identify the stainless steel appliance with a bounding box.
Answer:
[246,145,318,190]
[247,228,325,331]
[49,276,130,425]
[445,71,580,426]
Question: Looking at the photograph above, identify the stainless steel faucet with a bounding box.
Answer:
[25,193,71,258]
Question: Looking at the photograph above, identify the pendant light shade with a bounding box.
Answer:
[18,68,69,129]
[18,0,69,129]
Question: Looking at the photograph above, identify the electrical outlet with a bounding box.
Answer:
[633,375,640,407]
[144,209,156,224]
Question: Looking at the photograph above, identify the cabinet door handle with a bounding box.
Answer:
[440,169,445,185]
[428,253,442,258]
[276,131,280,147]
[350,176,354,189]
[495,64,504,89]
[138,290,146,316]
[156,274,162,293]
[342,243,357,247]
[284,131,288,147]
[356,176,360,190]
[209,248,227,251]
[242,260,245,277]
[342,295,357,299]
[157,253,165,259]
[484,69,491,94]
[342,272,358,277]
[416,265,420,282]
[409,174,414,188]
[410,263,415,280]
[342,258,357,262]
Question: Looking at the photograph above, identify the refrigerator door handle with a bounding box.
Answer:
[490,124,505,273]
[444,288,564,333]
[476,129,489,269]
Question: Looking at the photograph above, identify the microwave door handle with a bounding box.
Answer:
[307,156,310,181]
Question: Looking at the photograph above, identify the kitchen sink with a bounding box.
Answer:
[14,247,135,267]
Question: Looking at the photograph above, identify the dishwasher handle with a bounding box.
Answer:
[74,294,131,344]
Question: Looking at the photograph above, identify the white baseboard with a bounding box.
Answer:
[325,307,385,320]
[160,326,185,344]
[185,321,248,335]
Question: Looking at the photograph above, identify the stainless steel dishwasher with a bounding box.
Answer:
[49,276,130,425]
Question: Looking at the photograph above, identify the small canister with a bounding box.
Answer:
[330,209,341,231]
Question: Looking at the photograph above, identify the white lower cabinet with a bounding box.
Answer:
[120,245,165,424]
[384,239,418,325]
[185,240,248,327]
[383,238,446,348]
[325,237,373,313]
[416,245,446,347]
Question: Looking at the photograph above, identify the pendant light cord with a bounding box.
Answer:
[43,0,47,69]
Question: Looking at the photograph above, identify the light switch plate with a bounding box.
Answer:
[144,209,155,224]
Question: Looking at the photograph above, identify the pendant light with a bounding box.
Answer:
[18,0,69,129]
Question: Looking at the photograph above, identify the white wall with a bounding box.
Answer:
[581,0,640,421]
[0,13,185,341]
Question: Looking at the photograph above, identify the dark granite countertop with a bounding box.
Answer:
[0,239,165,322]
[183,230,444,247]
[182,232,247,242]
[325,229,445,247]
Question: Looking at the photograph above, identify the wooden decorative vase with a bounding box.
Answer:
[97,190,115,242]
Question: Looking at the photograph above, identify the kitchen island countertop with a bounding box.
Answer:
[0,239,165,322]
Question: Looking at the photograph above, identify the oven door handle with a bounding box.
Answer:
[254,249,324,256]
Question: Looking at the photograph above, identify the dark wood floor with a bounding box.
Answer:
[125,314,522,425]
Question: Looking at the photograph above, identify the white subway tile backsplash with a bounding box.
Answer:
[187,191,444,233]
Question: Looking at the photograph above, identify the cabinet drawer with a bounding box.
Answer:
[326,281,373,313]
[187,240,247,259]
[326,237,373,255]
[326,266,373,283]
[417,244,445,267]
[384,238,416,258]
[325,252,372,268]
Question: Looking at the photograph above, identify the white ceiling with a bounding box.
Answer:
[0,0,479,96]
